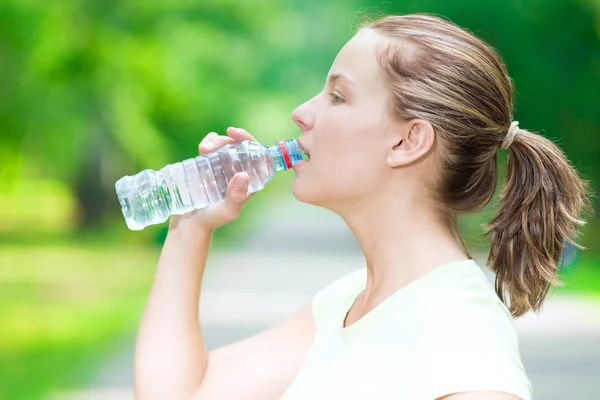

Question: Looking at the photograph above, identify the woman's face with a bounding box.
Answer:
[291,29,397,210]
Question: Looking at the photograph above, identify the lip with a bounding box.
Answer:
[297,140,310,158]
[292,160,307,170]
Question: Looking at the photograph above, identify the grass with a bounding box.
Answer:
[0,243,159,399]
[0,214,254,400]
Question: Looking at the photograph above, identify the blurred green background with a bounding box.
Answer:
[1,0,599,399]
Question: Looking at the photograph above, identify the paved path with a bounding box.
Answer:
[49,199,600,400]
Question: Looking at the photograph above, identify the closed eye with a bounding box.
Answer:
[328,92,344,104]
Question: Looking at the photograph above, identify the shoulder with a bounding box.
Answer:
[414,260,516,334]
[415,265,524,366]
[408,263,532,400]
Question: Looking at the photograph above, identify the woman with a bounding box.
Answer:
[135,14,588,400]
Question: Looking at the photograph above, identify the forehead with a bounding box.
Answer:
[328,29,388,91]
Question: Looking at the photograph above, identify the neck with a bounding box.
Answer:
[335,185,469,305]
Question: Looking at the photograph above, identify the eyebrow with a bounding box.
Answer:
[327,73,356,86]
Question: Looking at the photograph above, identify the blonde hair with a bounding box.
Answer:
[361,14,590,317]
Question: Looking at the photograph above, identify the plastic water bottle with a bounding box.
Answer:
[115,139,306,230]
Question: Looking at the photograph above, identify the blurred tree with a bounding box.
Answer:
[1,0,598,239]
[0,0,304,228]
[0,0,361,230]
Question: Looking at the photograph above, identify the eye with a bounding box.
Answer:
[328,92,344,104]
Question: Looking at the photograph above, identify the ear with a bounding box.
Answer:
[386,119,435,168]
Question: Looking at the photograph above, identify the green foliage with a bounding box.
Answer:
[3,0,598,233]
[0,0,365,229]
[560,254,600,298]
[1,1,599,398]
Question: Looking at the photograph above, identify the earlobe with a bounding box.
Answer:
[386,120,435,168]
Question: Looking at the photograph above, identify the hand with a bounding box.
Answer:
[169,127,258,234]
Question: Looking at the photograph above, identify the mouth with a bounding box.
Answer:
[298,140,311,160]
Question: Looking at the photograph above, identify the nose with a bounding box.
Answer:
[291,100,315,132]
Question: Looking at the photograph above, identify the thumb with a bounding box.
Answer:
[220,172,250,221]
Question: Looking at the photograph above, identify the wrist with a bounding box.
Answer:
[168,215,214,240]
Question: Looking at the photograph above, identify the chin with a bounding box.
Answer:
[292,177,326,206]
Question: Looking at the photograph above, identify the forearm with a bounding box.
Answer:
[135,216,213,399]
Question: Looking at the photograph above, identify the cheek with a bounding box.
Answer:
[294,103,388,203]
[294,151,384,204]
[319,124,384,183]
[326,153,383,194]
[319,102,384,153]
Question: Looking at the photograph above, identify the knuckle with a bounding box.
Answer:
[201,132,215,142]
[201,132,217,143]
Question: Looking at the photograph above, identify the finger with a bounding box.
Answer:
[219,172,250,221]
[198,132,236,154]
[199,132,235,151]
[226,127,257,142]
[199,131,219,146]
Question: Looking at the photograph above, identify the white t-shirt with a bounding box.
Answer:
[280,259,532,400]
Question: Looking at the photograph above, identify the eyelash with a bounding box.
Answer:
[328,92,344,104]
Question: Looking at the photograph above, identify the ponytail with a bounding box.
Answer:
[487,129,590,317]
[360,14,591,317]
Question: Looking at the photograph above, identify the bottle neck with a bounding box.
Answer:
[268,145,287,172]
[268,139,306,172]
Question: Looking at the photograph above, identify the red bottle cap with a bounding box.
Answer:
[278,141,292,170]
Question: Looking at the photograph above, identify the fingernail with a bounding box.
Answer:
[204,140,214,150]
[235,176,248,188]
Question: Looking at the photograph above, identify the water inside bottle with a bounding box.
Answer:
[116,139,305,230]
